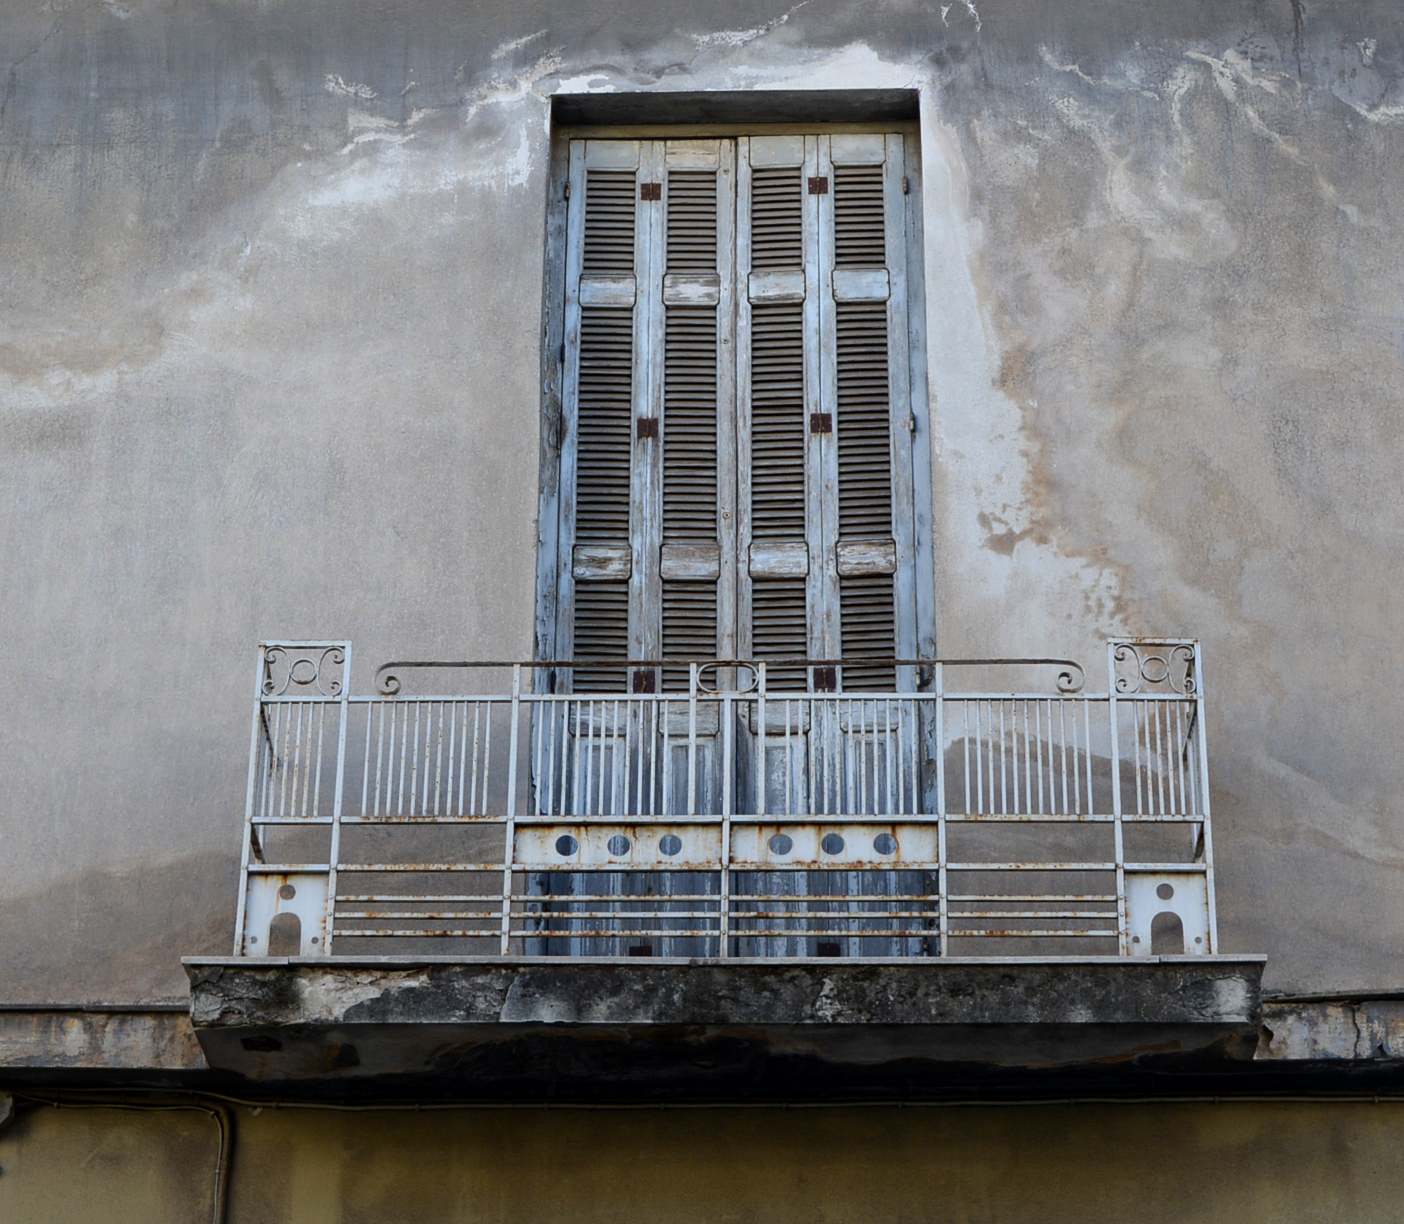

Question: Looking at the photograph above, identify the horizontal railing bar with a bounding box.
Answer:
[515,894,722,903]
[720,929,939,937]
[335,929,504,938]
[342,816,509,825]
[947,929,1119,937]
[250,818,335,825]
[339,895,507,902]
[949,894,1118,902]
[944,910,1115,919]
[509,928,721,938]
[248,864,330,873]
[337,863,505,872]
[731,909,939,919]
[509,909,723,919]
[337,911,504,920]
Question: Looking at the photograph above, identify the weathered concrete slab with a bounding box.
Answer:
[1258,998,1404,1062]
[185,956,1264,1084]
[0,1009,206,1071]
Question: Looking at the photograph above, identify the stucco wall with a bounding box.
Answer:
[2,0,1403,998]
[2,1101,1403,1223]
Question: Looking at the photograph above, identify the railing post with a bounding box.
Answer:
[501,664,522,956]
[720,679,733,959]
[1107,642,1128,955]
[234,644,270,956]
[1192,643,1217,952]
[934,662,948,957]
[756,662,767,820]
[322,643,352,956]
[687,663,698,817]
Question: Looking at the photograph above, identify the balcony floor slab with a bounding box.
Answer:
[184,956,1264,1092]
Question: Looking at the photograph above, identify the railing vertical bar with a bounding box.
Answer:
[501,665,522,955]
[784,697,793,818]
[1108,645,1128,955]
[1058,700,1069,816]
[324,644,352,955]
[720,687,733,958]
[661,697,671,818]
[1193,645,1218,950]
[687,665,698,817]
[609,699,621,817]
[309,703,326,821]
[935,665,948,956]
[1083,699,1093,815]
[234,645,269,955]
[757,663,768,820]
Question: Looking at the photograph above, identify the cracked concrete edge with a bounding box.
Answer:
[1257,1000,1404,1061]
[181,958,1266,1030]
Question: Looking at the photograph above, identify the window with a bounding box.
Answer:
[549,131,927,693]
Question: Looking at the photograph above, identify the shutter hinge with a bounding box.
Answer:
[636,417,660,439]
[808,176,829,195]
[903,175,910,195]
[908,412,917,434]
[640,182,662,201]
[809,412,833,434]
[564,181,570,200]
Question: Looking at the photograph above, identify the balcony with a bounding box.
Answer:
[186,638,1261,1089]
[228,638,1217,961]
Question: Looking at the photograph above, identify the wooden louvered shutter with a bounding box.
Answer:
[737,134,916,691]
[825,134,915,690]
[563,133,916,695]
[563,140,736,691]
[738,137,812,689]
[562,140,645,691]
[658,141,736,689]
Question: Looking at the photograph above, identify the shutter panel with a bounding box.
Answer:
[740,142,810,689]
[564,145,643,691]
[828,141,904,690]
[661,164,721,689]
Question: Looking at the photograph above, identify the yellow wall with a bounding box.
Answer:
[1,1100,1401,1223]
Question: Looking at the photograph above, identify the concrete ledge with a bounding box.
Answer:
[184,956,1265,1084]
[0,1009,206,1071]
[1258,998,1404,1061]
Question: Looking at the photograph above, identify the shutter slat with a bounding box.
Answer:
[750,168,804,269]
[751,577,808,690]
[574,581,629,691]
[833,165,887,266]
[582,170,637,276]
[576,307,634,543]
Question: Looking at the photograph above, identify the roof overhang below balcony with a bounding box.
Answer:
[184,956,1265,1097]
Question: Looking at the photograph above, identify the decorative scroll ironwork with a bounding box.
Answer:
[262,645,346,697]
[1112,642,1197,696]
[373,656,1087,697]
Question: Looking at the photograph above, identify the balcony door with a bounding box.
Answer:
[557,133,920,695]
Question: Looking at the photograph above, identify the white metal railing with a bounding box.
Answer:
[234,640,1217,961]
